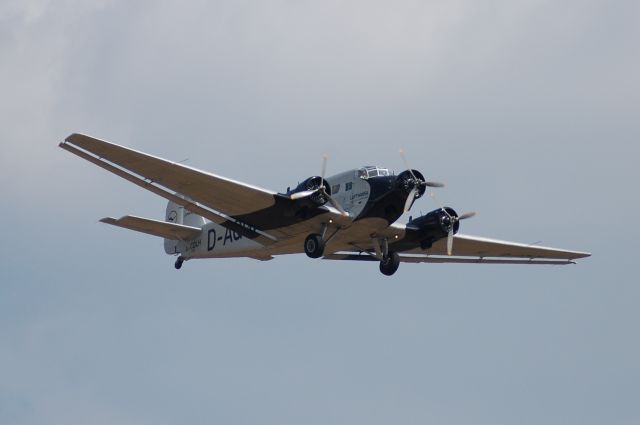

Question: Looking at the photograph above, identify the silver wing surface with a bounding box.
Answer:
[60,134,348,246]
[325,233,590,265]
[62,133,277,215]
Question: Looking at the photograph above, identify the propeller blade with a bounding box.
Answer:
[290,190,317,200]
[326,194,349,216]
[447,226,454,256]
[401,149,444,188]
[404,187,418,213]
[288,155,348,216]
[458,211,477,220]
[320,154,328,181]
[429,192,447,212]
[399,149,418,181]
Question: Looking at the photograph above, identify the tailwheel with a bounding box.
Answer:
[379,252,400,276]
[174,256,184,270]
[304,233,325,258]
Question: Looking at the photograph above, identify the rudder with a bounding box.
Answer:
[164,198,205,254]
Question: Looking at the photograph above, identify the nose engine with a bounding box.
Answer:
[396,169,427,198]
[395,169,427,213]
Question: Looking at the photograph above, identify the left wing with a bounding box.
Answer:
[61,133,277,216]
[60,134,348,244]
[325,233,590,265]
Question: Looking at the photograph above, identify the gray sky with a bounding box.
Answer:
[1,0,639,424]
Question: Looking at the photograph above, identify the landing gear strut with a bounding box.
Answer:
[304,234,325,258]
[174,256,184,270]
[379,252,400,276]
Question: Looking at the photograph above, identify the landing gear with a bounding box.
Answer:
[379,251,400,276]
[174,256,184,270]
[304,233,325,258]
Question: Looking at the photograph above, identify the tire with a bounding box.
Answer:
[174,257,184,270]
[304,234,325,258]
[379,252,400,276]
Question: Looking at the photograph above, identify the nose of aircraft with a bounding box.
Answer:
[396,169,427,212]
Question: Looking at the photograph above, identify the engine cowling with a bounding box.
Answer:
[287,176,331,206]
[407,207,460,249]
[396,169,427,198]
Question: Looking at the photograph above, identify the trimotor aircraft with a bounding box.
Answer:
[60,134,590,276]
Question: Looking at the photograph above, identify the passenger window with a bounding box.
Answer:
[345,182,353,191]
[331,184,340,194]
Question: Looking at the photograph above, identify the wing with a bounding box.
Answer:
[61,133,276,215]
[60,133,347,245]
[325,232,590,265]
[416,234,590,261]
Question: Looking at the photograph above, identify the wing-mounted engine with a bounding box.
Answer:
[286,172,348,216]
[409,207,459,246]
[408,207,475,254]
[287,176,331,206]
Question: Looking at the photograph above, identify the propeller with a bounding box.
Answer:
[319,155,348,216]
[289,189,317,200]
[441,208,476,256]
[403,186,419,213]
[457,211,477,220]
[290,155,348,216]
[399,149,445,212]
[399,149,446,188]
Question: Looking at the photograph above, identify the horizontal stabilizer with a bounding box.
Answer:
[100,215,201,240]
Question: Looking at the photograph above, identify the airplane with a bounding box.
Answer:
[59,133,590,276]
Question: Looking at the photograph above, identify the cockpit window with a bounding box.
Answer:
[358,166,390,179]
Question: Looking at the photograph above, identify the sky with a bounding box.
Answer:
[1,0,639,424]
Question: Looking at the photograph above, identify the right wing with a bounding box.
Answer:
[325,233,590,265]
[415,234,591,261]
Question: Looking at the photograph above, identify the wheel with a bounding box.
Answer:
[174,257,184,270]
[379,252,400,276]
[304,233,325,258]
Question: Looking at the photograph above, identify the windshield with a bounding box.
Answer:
[358,166,390,179]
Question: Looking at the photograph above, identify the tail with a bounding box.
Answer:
[164,199,206,254]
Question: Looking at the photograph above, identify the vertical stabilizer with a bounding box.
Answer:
[165,200,184,225]
[164,197,205,254]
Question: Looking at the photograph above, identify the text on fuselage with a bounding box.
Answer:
[207,227,243,251]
